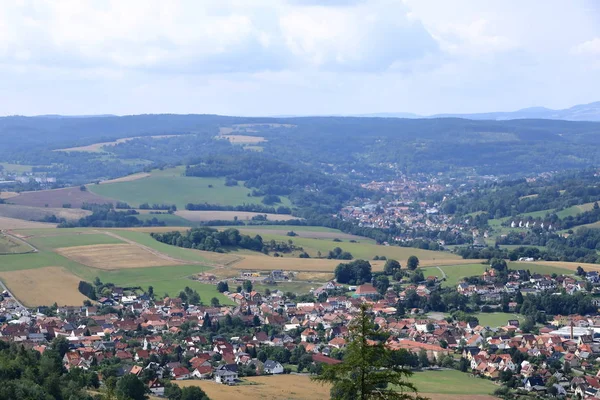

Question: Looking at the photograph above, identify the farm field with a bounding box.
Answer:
[27,233,124,249]
[556,202,597,218]
[0,233,33,254]
[55,134,186,153]
[519,260,600,272]
[99,172,150,184]
[177,210,298,222]
[439,264,488,286]
[0,191,18,199]
[507,262,573,275]
[7,186,114,208]
[0,204,91,221]
[0,163,33,173]
[136,213,196,226]
[176,371,495,399]
[0,266,88,306]
[474,312,524,328]
[88,167,292,209]
[0,216,56,229]
[250,233,458,262]
[56,243,184,270]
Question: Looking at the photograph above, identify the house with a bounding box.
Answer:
[148,379,165,396]
[171,366,191,380]
[353,283,378,299]
[215,366,238,384]
[191,365,213,379]
[301,328,318,342]
[263,360,284,375]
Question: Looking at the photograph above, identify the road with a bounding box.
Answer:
[0,278,27,311]
[436,266,447,280]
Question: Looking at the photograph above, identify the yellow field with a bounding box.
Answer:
[525,261,600,272]
[99,173,150,184]
[0,266,87,306]
[220,134,266,144]
[0,192,18,199]
[176,375,330,400]
[55,244,183,269]
[56,135,185,153]
[0,216,56,229]
[175,210,298,222]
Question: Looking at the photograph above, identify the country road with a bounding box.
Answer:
[0,279,27,311]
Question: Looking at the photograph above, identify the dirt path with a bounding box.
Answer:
[3,230,38,253]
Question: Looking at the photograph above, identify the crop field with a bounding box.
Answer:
[89,167,291,209]
[27,233,124,249]
[0,234,33,254]
[0,191,18,199]
[55,244,184,270]
[176,371,494,400]
[177,375,331,400]
[507,262,573,275]
[0,163,33,173]
[218,134,266,144]
[439,264,489,286]
[99,172,150,184]
[556,202,597,218]
[0,216,56,229]
[8,186,114,208]
[0,266,88,306]
[177,210,298,222]
[0,204,91,221]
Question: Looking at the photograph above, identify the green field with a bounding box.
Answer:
[439,264,489,286]
[0,228,233,305]
[556,202,596,218]
[0,234,33,254]
[407,370,495,395]
[28,233,124,249]
[253,233,456,262]
[475,312,524,328]
[89,167,291,209]
[224,225,344,233]
[507,262,572,276]
[0,163,33,173]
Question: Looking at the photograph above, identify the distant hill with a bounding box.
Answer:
[350,101,600,122]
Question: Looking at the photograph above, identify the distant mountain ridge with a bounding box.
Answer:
[356,101,600,122]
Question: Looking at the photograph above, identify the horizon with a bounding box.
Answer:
[0,1,599,116]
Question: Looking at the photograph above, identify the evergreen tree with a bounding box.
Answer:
[312,304,425,400]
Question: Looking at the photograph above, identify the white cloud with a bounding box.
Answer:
[573,37,600,56]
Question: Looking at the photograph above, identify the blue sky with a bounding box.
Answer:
[0,0,599,116]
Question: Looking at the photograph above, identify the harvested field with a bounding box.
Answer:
[218,134,266,144]
[521,260,600,272]
[0,192,18,199]
[0,204,91,221]
[295,272,335,281]
[0,233,33,254]
[8,186,114,208]
[237,228,366,241]
[0,216,56,229]
[55,244,183,270]
[176,375,330,400]
[0,266,87,306]
[99,173,150,184]
[176,210,298,222]
[55,134,186,153]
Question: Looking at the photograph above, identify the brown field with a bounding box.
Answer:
[295,272,335,281]
[0,266,87,306]
[237,228,366,241]
[231,255,478,272]
[176,376,490,400]
[176,375,330,400]
[55,243,183,269]
[55,134,186,153]
[175,210,299,222]
[0,191,18,199]
[8,186,114,208]
[99,173,150,184]
[0,216,56,229]
[0,204,91,221]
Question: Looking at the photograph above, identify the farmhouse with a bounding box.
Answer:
[353,283,378,299]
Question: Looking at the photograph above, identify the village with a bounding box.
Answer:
[3,259,600,399]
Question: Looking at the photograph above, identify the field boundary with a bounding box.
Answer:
[0,231,38,255]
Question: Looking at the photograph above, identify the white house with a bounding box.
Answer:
[263,360,284,375]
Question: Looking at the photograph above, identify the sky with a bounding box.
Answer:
[0,0,599,116]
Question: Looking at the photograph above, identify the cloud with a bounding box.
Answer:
[573,37,600,56]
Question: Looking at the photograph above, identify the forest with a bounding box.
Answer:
[151,227,265,253]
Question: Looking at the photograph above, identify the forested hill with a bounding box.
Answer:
[2,114,600,180]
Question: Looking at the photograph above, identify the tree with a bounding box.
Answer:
[210,297,220,307]
[243,280,253,292]
[52,336,70,358]
[407,256,419,271]
[216,281,229,293]
[384,259,401,276]
[164,382,182,400]
[115,374,147,400]
[181,386,210,400]
[577,266,585,276]
[490,258,507,272]
[312,303,424,400]
[374,275,390,295]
